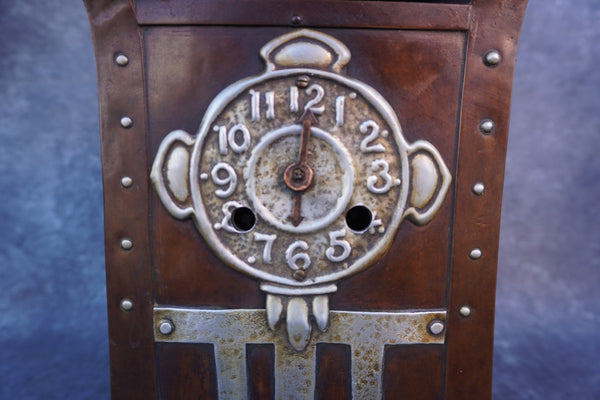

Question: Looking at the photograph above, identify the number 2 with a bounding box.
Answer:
[360,120,386,152]
[304,84,325,114]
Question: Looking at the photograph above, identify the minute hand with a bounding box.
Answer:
[283,110,318,226]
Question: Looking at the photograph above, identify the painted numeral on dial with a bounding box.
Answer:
[215,125,228,155]
[254,232,276,264]
[265,91,275,120]
[249,89,260,121]
[214,201,243,232]
[325,229,351,262]
[360,120,386,153]
[286,240,311,271]
[335,96,345,126]
[304,84,325,114]
[211,162,237,198]
[214,124,251,154]
[290,86,299,113]
[250,90,275,121]
[367,159,394,194]
[228,124,251,153]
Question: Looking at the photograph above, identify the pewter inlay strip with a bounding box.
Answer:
[154,307,445,400]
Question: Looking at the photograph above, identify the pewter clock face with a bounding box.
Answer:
[190,70,410,286]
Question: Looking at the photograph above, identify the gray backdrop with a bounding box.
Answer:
[1,1,598,398]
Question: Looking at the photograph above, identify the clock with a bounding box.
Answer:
[151,29,451,350]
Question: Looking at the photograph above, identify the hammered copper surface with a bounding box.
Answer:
[84,1,528,399]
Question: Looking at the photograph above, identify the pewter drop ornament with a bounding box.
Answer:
[150,30,451,350]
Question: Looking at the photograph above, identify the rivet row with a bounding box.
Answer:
[116,52,134,286]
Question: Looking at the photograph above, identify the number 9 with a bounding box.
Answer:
[211,162,237,198]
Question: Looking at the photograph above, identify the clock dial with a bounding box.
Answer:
[193,72,408,285]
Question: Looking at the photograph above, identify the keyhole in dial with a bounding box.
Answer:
[232,207,257,232]
[345,205,373,233]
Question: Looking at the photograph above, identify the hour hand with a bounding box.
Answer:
[283,110,318,225]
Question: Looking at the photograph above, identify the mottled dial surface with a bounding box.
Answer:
[195,73,407,286]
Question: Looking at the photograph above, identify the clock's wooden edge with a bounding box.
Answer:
[84,0,158,398]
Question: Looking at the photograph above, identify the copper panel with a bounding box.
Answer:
[384,345,444,398]
[145,27,465,310]
[157,343,218,399]
[246,344,275,400]
[315,344,352,399]
[445,1,529,398]
[84,1,157,398]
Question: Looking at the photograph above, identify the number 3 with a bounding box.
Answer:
[367,159,394,194]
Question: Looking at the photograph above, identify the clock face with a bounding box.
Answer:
[189,69,410,287]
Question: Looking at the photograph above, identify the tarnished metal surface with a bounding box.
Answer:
[150,30,451,349]
[151,30,451,288]
[84,0,529,397]
[154,306,446,400]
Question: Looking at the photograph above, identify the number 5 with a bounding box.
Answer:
[326,229,351,262]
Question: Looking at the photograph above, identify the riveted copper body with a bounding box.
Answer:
[84,1,527,399]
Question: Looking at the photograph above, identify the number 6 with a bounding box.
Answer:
[286,240,311,271]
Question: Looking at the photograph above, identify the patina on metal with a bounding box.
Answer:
[150,30,451,352]
[84,0,528,398]
[154,307,446,399]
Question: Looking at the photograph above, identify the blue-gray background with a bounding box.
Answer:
[1,1,598,399]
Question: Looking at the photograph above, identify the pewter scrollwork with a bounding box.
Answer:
[151,30,451,353]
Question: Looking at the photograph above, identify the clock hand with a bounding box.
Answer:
[291,193,303,227]
[283,110,318,226]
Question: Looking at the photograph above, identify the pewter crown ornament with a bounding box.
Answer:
[151,30,451,351]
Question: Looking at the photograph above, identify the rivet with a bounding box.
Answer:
[428,320,445,335]
[120,298,133,311]
[120,238,133,250]
[479,119,495,135]
[472,182,485,196]
[459,306,472,317]
[159,319,174,335]
[291,15,302,25]
[484,50,501,66]
[115,53,129,67]
[120,116,133,129]
[293,270,306,281]
[296,75,310,88]
[121,176,133,188]
[469,248,482,260]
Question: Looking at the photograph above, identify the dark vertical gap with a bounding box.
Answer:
[246,344,275,400]
[315,343,352,400]
[157,343,218,400]
[383,345,444,400]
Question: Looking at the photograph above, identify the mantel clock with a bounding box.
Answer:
[85,0,528,398]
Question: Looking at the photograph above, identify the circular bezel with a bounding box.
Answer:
[190,68,411,287]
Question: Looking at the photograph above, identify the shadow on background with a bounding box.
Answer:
[0,1,598,399]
